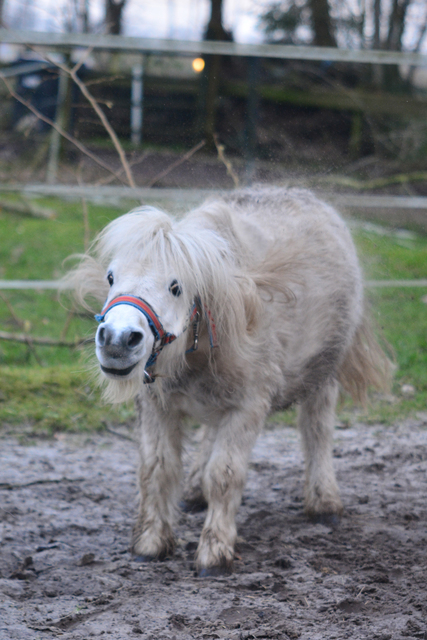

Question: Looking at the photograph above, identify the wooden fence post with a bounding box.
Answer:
[46,65,70,185]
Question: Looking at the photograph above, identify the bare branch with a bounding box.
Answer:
[0,478,85,490]
[146,140,206,188]
[0,292,43,365]
[0,72,125,183]
[77,163,91,250]
[213,134,240,188]
[319,171,427,191]
[95,150,151,186]
[0,330,92,348]
[49,56,136,188]
[71,45,94,75]
[60,308,76,341]
[0,196,55,219]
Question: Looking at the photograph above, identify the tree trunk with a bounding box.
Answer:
[308,0,337,47]
[202,0,232,147]
[205,0,229,41]
[372,0,383,86]
[386,0,411,51]
[105,0,126,35]
[384,0,411,90]
[80,0,89,33]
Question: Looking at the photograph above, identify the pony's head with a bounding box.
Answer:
[70,205,240,399]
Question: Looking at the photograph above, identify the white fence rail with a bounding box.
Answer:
[1,279,426,290]
[1,184,427,211]
[1,29,427,67]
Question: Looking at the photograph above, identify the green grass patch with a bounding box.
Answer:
[0,365,135,435]
[0,198,426,433]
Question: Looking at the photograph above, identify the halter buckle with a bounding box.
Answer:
[144,370,156,384]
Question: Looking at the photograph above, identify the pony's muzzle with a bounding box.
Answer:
[95,322,147,377]
[96,324,144,351]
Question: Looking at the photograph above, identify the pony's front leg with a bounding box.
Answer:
[298,380,343,523]
[132,395,182,561]
[195,402,265,575]
[182,424,216,512]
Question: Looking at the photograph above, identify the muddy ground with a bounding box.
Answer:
[1,417,427,640]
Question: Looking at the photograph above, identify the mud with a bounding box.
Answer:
[1,418,427,640]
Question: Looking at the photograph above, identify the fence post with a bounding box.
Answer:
[244,56,259,185]
[46,66,69,185]
[131,57,144,146]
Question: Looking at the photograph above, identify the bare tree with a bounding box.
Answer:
[205,0,230,40]
[202,0,232,147]
[105,0,126,35]
[308,0,337,47]
[79,0,90,33]
[382,0,412,89]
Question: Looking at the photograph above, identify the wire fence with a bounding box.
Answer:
[0,29,426,294]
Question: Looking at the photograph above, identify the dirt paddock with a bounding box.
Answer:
[1,418,427,640]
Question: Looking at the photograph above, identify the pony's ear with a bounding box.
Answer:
[62,255,108,313]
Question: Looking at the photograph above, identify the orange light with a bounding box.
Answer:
[192,57,205,73]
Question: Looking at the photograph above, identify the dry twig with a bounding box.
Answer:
[318,171,427,191]
[103,423,136,442]
[145,140,206,188]
[60,308,76,341]
[0,292,43,365]
[51,55,136,188]
[0,197,55,219]
[0,330,92,348]
[39,46,135,187]
[77,163,91,250]
[0,71,124,183]
[95,150,151,187]
[213,134,240,188]
[0,477,85,490]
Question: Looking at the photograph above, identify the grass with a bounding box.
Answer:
[0,197,426,434]
[0,365,134,435]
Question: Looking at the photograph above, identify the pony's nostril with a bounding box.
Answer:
[127,331,143,348]
[97,326,106,347]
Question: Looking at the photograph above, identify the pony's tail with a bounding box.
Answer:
[338,311,394,406]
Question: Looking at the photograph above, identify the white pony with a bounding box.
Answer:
[71,187,389,576]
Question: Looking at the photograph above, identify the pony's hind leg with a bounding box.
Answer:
[195,400,266,575]
[298,380,343,524]
[132,396,183,561]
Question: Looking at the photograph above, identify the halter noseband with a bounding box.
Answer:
[95,294,199,383]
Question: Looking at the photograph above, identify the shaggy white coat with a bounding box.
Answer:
[71,187,389,574]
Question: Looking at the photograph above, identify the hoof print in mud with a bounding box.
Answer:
[133,554,156,563]
[133,552,171,563]
[197,564,233,578]
[310,513,341,528]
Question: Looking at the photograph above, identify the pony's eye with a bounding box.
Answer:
[107,272,114,286]
[169,279,182,297]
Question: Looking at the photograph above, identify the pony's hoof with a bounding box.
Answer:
[133,548,171,562]
[180,498,208,513]
[133,554,156,563]
[197,564,233,578]
[311,512,341,528]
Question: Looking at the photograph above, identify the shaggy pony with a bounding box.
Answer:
[69,187,390,575]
